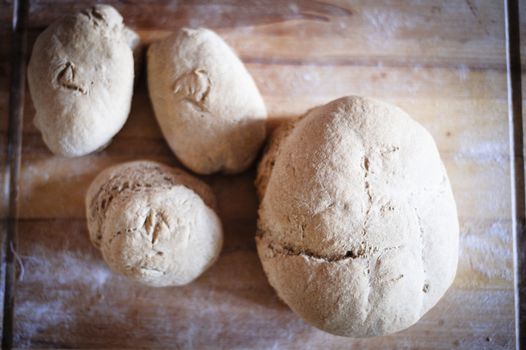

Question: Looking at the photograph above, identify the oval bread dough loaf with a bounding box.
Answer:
[256,96,459,337]
[147,28,267,174]
[86,160,223,287]
[27,5,136,157]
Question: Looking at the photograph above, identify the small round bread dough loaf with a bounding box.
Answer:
[27,5,137,157]
[256,96,459,337]
[86,160,222,287]
[147,27,267,175]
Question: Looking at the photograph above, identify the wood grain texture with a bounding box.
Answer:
[0,0,14,345]
[516,0,526,346]
[8,0,516,348]
[0,3,13,216]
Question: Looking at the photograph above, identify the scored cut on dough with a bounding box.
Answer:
[27,5,137,157]
[86,160,216,249]
[147,27,267,175]
[85,160,223,287]
[256,96,459,337]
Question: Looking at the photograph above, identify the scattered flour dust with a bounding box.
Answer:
[20,243,111,288]
[362,7,427,38]
[453,124,509,166]
[15,299,68,344]
[14,243,112,347]
[456,64,470,81]
[459,220,513,283]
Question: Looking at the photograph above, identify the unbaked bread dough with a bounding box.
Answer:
[256,96,459,337]
[27,5,136,157]
[85,160,223,287]
[147,27,267,174]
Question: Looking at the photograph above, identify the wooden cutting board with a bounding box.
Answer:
[1,0,521,348]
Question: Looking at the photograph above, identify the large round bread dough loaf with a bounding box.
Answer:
[27,5,136,157]
[256,96,459,337]
[86,160,222,287]
[147,27,267,175]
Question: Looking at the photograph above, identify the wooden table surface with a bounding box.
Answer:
[1,0,524,348]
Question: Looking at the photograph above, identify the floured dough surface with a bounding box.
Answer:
[27,5,136,157]
[147,27,267,174]
[86,160,222,287]
[256,96,459,337]
[86,160,216,248]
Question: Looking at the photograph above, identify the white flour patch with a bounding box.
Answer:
[457,64,470,81]
[454,138,508,165]
[299,65,322,87]
[15,299,68,348]
[22,243,111,290]
[362,8,426,38]
[288,3,299,13]
[15,242,117,347]
[57,252,111,287]
[460,220,513,282]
